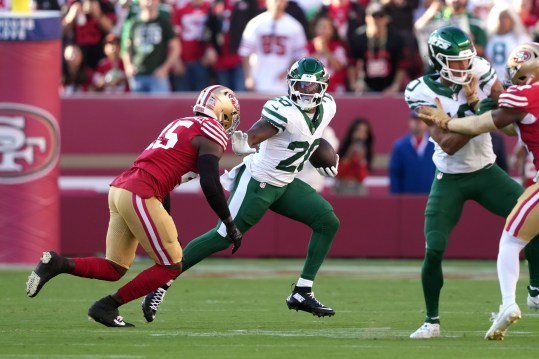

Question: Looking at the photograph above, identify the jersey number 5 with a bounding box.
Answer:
[146,120,194,150]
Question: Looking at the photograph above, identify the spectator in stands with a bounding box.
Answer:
[239,0,307,94]
[347,2,409,95]
[518,0,538,33]
[35,0,62,10]
[62,43,95,94]
[295,0,324,21]
[381,0,423,81]
[414,0,487,57]
[333,118,373,196]
[62,0,117,69]
[122,0,179,93]
[312,0,365,44]
[93,33,129,93]
[285,0,311,39]
[204,0,262,92]
[414,0,446,72]
[307,14,348,94]
[172,0,212,92]
[485,4,531,82]
[389,111,435,194]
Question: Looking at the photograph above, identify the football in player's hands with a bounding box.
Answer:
[309,138,337,168]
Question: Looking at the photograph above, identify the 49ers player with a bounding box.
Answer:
[422,42,539,340]
[25,85,243,327]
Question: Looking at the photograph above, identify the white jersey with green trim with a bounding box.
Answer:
[243,94,337,187]
[404,56,497,174]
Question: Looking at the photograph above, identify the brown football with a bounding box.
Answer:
[309,138,337,168]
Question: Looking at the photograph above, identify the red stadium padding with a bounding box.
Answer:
[60,191,505,260]
[56,95,515,260]
[0,13,62,264]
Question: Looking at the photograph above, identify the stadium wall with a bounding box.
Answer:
[59,95,513,260]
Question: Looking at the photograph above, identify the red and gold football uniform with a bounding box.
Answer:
[108,116,228,267]
[499,84,539,241]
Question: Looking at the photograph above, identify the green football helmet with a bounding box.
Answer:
[287,57,330,111]
[427,26,476,85]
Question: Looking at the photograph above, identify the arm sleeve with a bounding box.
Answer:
[197,154,232,222]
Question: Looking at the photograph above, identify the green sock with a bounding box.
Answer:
[300,213,339,280]
[422,248,444,319]
[525,237,539,288]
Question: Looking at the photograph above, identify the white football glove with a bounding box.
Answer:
[231,130,256,156]
[315,155,339,177]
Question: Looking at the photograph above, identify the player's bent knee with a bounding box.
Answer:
[312,211,340,236]
[106,259,128,279]
[424,230,448,253]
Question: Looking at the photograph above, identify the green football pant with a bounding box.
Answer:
[422,164,539,318]
[182,166,340,281]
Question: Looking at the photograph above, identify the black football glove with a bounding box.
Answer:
[225,221,242,254]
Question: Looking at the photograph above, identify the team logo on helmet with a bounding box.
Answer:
[513,50,532,63]
[228,93,240,112]
[428,36,451,50]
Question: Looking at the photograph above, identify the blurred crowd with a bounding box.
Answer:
[5,0,539,95]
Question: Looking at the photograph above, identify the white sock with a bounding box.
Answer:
[497,230,527,306]
[296,278,313,288]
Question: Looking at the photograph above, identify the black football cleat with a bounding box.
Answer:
[142,287,167,323]
[88,296,134,328]
[286,287,335,317]
[26,251,70,298]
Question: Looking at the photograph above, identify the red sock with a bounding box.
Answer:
[117,265,181,304]
[71,257,123,281]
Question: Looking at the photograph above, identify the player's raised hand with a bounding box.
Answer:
[418,98,451,129]
[231,131,256,156]
[464,74,479,110]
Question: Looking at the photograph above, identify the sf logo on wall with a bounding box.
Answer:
[0,103,60,184]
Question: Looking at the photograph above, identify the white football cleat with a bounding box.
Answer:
[527,286,539,310]
[410,323,440,339]
[527,293,539,310]
[485,303,521,340]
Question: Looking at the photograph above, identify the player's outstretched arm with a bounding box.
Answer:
[231,118,279,155]
[195,136,243,253]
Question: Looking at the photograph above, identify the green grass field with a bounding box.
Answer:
[1,258,538,359]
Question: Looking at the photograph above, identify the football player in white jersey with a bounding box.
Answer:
[238,0,307,93]
[142,57,340,321]
[405,26,539,339]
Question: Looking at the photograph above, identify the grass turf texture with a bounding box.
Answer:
[1,258,538,359]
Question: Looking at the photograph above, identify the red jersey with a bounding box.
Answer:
[111,116,228,200]
[499,84,539,170]
[307,40,348,93]
[173,0,211,62]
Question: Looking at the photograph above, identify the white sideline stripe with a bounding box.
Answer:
[58,176,391,193]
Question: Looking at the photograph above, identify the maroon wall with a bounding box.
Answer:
[59,95,513,260]
[61,191,505,260]
[60,94,418,176]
